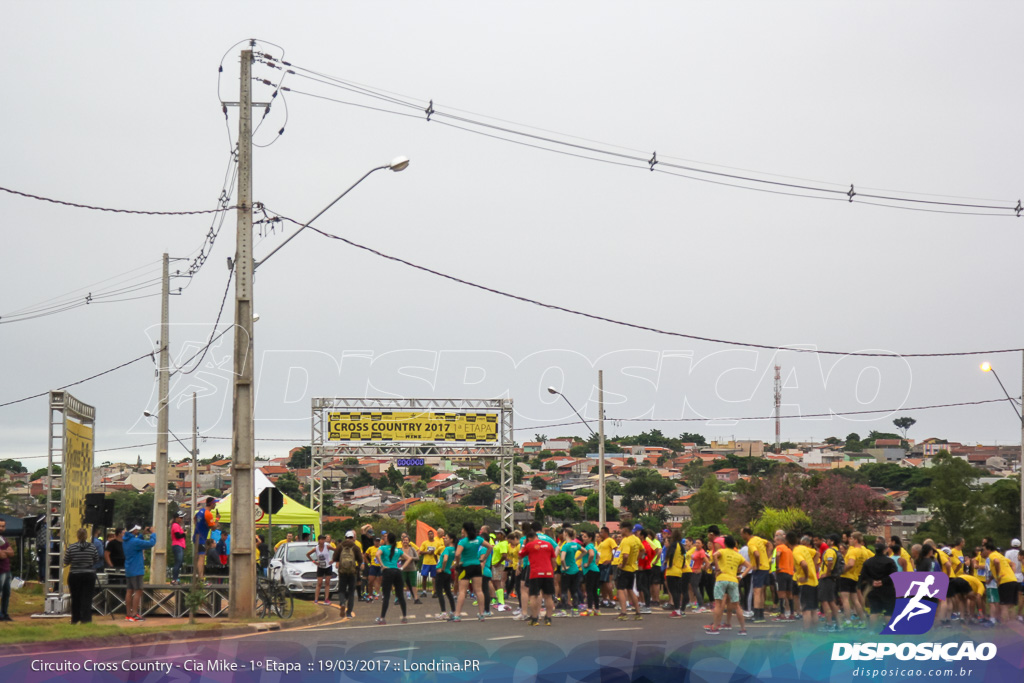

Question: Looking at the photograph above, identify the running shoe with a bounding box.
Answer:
[347,611,355,619]
[484,611,492,617]
[512,608,522,616]
[616,613,631,621]
[450,615,462,622]
[703,626,720,635]
[529,618,539,627]
[553,610,569,617]
[670,610,685,618]
[125,616,137,622]
[479,614,486,621]
[134,616,146,622]
[401,617,408,624]
[743,610,754,618]
[323,601,331,606]
[719,624,732,631]
[375,617,386,625]
[513,613,528,621]
[544,617,552,626]
[738,629,748,636]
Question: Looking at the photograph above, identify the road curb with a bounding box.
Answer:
[2,605,331,656]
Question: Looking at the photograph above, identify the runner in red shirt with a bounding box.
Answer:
[523,529,557,626]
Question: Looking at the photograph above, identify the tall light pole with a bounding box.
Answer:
[980,360,1024,543]
[547,383,606,525]
[230,44,409,616]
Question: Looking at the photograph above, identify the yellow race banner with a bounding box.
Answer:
[327,411,498,443]
[63,419,93,581]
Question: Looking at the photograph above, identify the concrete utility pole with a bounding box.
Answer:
[151,253,170,582]
[229,48,256,619]
[774,364,782,453]
[598,370,606,526]
[191,392,198,531]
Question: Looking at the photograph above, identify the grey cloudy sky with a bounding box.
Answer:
[2,2,1022,469]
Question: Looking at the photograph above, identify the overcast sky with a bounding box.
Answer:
[2,2,1022,470]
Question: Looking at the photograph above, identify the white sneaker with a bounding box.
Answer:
[743,610,754,618]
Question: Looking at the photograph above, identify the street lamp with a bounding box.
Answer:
[254,156,410,270]
[547,382,607,525]
[979,361,1024,544]
[547,387,597,437]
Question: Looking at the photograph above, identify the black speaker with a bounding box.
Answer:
[84,493,107,526]
[102,499,115,527]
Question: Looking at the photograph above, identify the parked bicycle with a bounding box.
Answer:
[256,574,294,619]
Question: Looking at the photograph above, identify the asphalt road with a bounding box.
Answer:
[4,596,1019,683]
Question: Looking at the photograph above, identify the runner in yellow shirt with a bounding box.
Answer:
[741,528,771,622]
[705,536,751,635]
[615,525,643,619]
[597,527,618,607]
[793,535,819,631]
[839,531,871,627]
[418,529,440,596]
[982,542,1019,624]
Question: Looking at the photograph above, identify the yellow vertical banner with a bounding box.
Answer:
[63,419,94,564]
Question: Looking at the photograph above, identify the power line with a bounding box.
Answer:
[6,393,1011,461]
[170,264,235,376]
[0,349,160,409]
[0,185,238,216]
[263,209,1023,358]
[271,59,1021,217]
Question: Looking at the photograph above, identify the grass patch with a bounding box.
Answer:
[0,583,324,645]
[0,620,226,645]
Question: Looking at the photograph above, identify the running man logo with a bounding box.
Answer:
[884,571,949,635]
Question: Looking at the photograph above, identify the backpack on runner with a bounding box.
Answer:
[338,545,357,575]
[828,547,845,578]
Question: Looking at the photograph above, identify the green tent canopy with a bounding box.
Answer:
[214,492,320,538]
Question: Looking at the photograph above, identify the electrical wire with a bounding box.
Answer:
[0,185,237,216]
[0,349,162,409]
[274,60,1021,217]
[170,263,235,376]
[261,209,1023,358]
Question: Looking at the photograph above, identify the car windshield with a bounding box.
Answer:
[284,544,319,562]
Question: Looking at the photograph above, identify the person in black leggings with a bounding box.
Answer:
[435,535,457,618]
[580,531,601,613]
[375,532,412,625]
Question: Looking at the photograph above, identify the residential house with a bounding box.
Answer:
[714,468,740,484]
[664,505,692,525]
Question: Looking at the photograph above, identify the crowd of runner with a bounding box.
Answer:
[314,520,1024,633]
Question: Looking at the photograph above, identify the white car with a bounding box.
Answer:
[269,542,339,595]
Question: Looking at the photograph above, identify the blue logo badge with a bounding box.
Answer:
[884,571,949,635]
